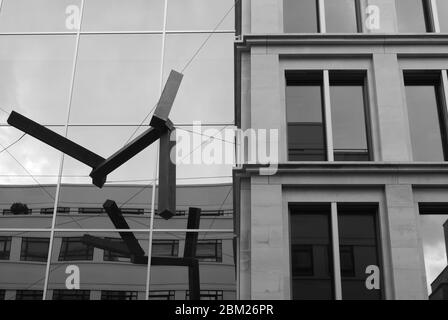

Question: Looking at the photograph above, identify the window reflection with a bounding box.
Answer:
[338,205,383,300]
[286,72,326,161]
[330,71,370,161]
[404,71,447,162]
[290,205,334,300]
[437,0,448,33]
[325,0,359,33]
[396,0,430,33]
[284,0,319,33]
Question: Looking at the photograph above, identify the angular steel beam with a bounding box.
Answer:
[7,111,105,168]
[90,126,166,188]
[184,207,201,258]
[158,129,177,219]
[150,70,184,130]
[102,200,146,257]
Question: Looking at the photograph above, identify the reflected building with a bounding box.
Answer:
[430,220,448,300]
[0,184,235,300]
[234,0,448,300]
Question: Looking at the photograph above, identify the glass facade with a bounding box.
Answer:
[0,0,235,300]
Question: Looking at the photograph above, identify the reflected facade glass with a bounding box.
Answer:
[325,0,358,33]
[0,0,235,300]
[438,0,448,33]
[284,0,319,33]
[396,0,429,33]
[405,72,447,162]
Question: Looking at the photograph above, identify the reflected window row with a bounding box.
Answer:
[284,0,448,33]
[0,236,224,263]
[286,69,448,163]
[0,289,229,300]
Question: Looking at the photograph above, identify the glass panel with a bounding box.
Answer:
[284,0,319,33]
[69,34,162,124]
[338,206,383,300]
[405,78,446,161]
[154,184,233,230]
[419,211,448,299]
[166,0,234,31]
[325,0,358,33]
[46,231,149,300]
[0,35,75,124]
[396,0,428,33]
[0,0,81,32]
[330,75,369,161]
[0,231,49,300]
[82,0,164,31]
[286,74,326,161]
[290,205,334,300]
[163,33,234,125]
[149,232,236,300]
[438,0,448,33]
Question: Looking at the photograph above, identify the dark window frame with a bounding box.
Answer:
[291,244,314,276]
[0,236,12,260]
[186,290,224,300]
[148,290,176,300]
[0,290,5,300]
[20,237,50,262]
[101,290,138,300]
[196,240,223,262]
[40,207,70,215]
[59,237,94,261]
[52,289,90,300]
[404,70,448,161]
[15,290,44,300]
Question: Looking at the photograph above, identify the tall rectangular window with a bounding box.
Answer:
[338,205,383,300]
[284,0,319,33]
[20,237,49,262]
[325,0,359,33]
[286,71,326,161]
[290,204,333,300]
[437,0,448,33]
[330,71,370,161]
[59,237,94,261]
[396,0,430,33]
[0,237,11,260]
[404,71,447,161]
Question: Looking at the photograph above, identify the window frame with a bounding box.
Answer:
[52,289,91,300]
[195,239,223,263]
[100,290,138,300]
[0,236,12,260]
[58,237,94,261]
[20,237,50,262]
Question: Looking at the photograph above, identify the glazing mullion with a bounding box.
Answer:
[318,0,326,33]
[330,203,342,300]
[42,0,86,300]
[430,0,441,32]
[323,70,334,161]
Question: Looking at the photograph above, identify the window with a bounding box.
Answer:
[330,71,370,161]
[0,290,5,300]
[291,245,314,276]
[148,290,176,300]
[196,240,222,262]
[404,71,448,161]
[40,207,70,215]
[290,204,383,300]
[0,237,11,260]
[284,0,319,33]
[286,71,326,161]
[152,240,179,257]
[325,0,359,33]
[338,205,383,299]
[103,239,179,262]
[16,290,43,300]
[101,291,138,300]
[438,0,448,32]
[286,71,371,161]
[396,0,431,33]
[59,237,94,261]
[290,205,333,300]
[78,207,105,214]
[186,290,223,300]
[20,237,49,262]
[52,290,90,300]
[120,208,144,215]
